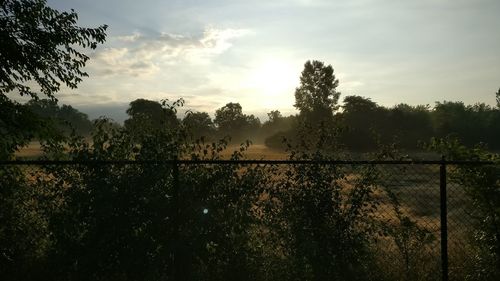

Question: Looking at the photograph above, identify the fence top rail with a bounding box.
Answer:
[0,159,496,165]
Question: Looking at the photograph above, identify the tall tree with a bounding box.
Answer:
[294,60,340,123]
[214,102,246,137]
[0,0,107,158]
[0,0,107,100]
[0,1,107,280]
[496,88,500,108]
[267,110,282,123]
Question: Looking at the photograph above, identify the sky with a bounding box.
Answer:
[47,0,500,122]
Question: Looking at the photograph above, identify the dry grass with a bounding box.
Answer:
[11,145,480,279]
[15,141,44,158]
[15,142,289,159]
[219,144,288,159]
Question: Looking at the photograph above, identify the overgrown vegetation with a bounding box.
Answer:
[2,112,498,280]
[428,138,500,281]
[1,1,499,280]
[0,112,381,280]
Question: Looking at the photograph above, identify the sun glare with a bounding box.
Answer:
[244,60,298,107]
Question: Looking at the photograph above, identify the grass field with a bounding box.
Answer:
[15,142,44,158]
[13,141,480,280]
[15,141,289,159]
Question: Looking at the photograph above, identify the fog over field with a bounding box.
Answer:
[2,1,499,281]
[45,0,500,118]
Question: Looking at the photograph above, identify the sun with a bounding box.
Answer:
[248,60,298,97]
[245,60,299,107]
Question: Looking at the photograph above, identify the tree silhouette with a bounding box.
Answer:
[124,99,179,139]
[294,60,340,123]
[0,0,107,159]
[340,96,381,150]
[214,102,260,141]
[25,99,93,135]
[0,0,107,100]
[182,111,215,140]
[496,88,500,108]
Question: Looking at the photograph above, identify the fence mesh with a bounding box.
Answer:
[0,161,497,281]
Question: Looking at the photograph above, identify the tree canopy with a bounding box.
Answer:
[0,0,107,100]
[26,99,93,135]
[294,60,340,122]
[214,102,260,141]
[182,111,215,140]
[0,0,107,159]
[496,88,500,108]
[124,99,179,139]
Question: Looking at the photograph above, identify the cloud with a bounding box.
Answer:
[89,27,252,77]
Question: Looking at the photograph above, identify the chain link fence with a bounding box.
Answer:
[0,160,498,281]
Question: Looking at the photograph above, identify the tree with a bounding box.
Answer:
[0,1,107,279]
[428,138,500,280]
[342,95,377,113]
[25,99,93,135]
[0,95,50,158]
[261,110,296,145]
[388,104,433,149]
[0,0,107,100]
[0,0,107,158]
[214,102,261,141]
[496,88,500,108]
[267,110,282,123]
[340,96,382,151]
[261,110,283,138]
[294,60,340,122]
[214,103,244,132]
[182,111,215,140]
[215,103,245,138]
[124,99,179,138]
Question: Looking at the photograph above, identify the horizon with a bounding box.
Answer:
[42,0,500,122]
[71,94,496,124]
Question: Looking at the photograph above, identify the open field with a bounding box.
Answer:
[15,142,44,158]
[10,143,489,280]
[15,142,289,159]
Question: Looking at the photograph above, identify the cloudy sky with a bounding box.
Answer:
[47,0,500,122]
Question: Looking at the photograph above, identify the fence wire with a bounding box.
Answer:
[0,160,497,281]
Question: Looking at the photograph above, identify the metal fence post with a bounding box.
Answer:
[172,157,180,280]
[440,156,449,281]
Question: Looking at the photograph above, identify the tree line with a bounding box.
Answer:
[26,87,500,154]
[1,1,499,281]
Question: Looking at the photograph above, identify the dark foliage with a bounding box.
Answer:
[0,0,107,100]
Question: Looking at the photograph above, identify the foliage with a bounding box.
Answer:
[428,138,500,280]
[339,96,383,151]
[182,111,215,140]
[25,99,93,136]
[214,102,261,142]
[261,111,297,146]
[0,96,43,158]
[432,101,500,148]
[496,88,500,108]
[0,96,389,281]
[258,157,380,280]
[0,0,107,100]
[381,189,436,281]
[0,165,55,280]
[124,98,181,142]
[0,0,107,160]
[267,86,500,152]
[294,60,340,116]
